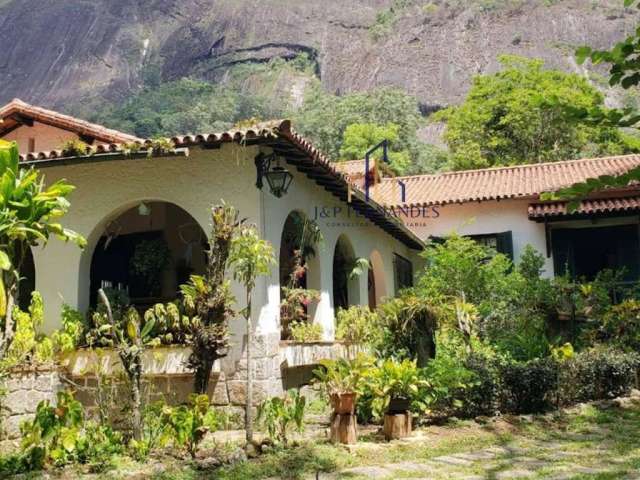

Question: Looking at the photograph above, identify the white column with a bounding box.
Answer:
[315,252,335,341]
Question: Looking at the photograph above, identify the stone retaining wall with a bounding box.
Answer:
[1,336,353,447]
[2,366,65,442]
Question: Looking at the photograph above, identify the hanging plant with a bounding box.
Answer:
[130,238,171,297]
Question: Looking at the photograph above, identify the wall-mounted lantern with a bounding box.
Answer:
[254,152,293,198]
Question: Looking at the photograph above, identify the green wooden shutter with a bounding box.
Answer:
[496,231,514,260]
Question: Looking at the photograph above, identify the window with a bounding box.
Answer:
[551,224,640,281]
[430,232,514,260]
[393,253,413,293]
[28,138,35,153]
[467,231,514,260]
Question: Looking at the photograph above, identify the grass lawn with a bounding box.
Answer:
[10,396,640,479]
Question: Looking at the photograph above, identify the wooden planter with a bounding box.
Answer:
[383,411,412,441]
[329,392,358,444]
[329,412,358,444]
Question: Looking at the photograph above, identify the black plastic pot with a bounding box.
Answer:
[387,397,411,414]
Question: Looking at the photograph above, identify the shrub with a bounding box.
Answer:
[3,292,55,368]
[419,331,479,418]
[335,306,381,347]
[601,299,640,351]
[559,348,640,404]
[499,357,559,414]
[59,139,90,156]
[362,358,428,419]
[52,304,85,354]
[376,291,437,366]
[129,400,171,461]
[19,390,123,471]
[257,389,306,445]
[458,351,501,418]
[161,393,221,459]
[290,321,323,343]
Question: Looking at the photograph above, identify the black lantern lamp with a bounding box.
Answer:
[255,152,293,198]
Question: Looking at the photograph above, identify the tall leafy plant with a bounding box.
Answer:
[229,225,275,444]
[96,289,158,440]
[183,203,243,394]
[0,140,85,368]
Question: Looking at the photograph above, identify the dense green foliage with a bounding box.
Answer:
[436,55,640,170]
[84,61,447,175]
[257,389,306,446]
[8,391,124,473]
[541,0,640,203]
[160,394,221,459]
[0,140,85,371]
[293,84,447,174]
[88,78,279,139]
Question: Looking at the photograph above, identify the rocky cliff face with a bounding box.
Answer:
[0,0,637,110]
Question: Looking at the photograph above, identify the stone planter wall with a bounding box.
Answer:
[1,366,65,442]
[1,335,354,447]
[279,341,363,368]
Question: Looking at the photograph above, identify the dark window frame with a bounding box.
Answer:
[393,253,414,293]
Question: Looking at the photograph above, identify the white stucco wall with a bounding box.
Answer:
[29,144,422,364]
[402,199,554,277]
[31,145,261,369]
[261,163,423,340]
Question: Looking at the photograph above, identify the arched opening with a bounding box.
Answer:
[333,235,359,311]
[18,246,36,311]
[89,201,207,310]
[279,210,322,339]
[368,250,387,309]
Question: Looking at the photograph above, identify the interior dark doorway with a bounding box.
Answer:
[552,223,640,281]
[89,202,206,310]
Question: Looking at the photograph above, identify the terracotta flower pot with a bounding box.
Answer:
[330,392,357,414]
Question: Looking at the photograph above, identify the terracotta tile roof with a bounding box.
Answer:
[0,98,142,145]
[528,195,640,219]
[375,155,640,207]
[170,120,425,249]
[17,117,424,250]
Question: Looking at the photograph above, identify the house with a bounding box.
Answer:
[0,99,424,405]
[366,157,640,282]
[5,97,640,409]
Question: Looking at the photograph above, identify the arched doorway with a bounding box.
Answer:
[89,201,207,309]
[368,250,387,309]
[332,235,359,311]
[279,211,322,339]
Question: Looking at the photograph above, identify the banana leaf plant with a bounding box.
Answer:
[0,140,85,368]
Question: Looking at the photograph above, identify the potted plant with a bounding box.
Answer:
[370,358,426,414]
[280,287,320,339]
[313,354,371,414]
[368,358,427,440]
[313,355,372,444]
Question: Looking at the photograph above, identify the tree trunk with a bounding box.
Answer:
[193,340,214,394]
[383,412,412,440]
[245,291,253,444]
[329,413,357,444]
[131,365,142,441]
